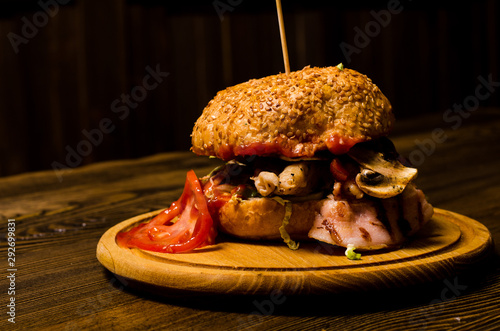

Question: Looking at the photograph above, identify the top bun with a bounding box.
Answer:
[191,66,394,160]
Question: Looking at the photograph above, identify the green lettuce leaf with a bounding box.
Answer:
[345,244,361,260]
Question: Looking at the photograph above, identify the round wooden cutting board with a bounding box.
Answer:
[96,208,492,296]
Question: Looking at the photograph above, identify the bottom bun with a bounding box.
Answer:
[217,197,323,240]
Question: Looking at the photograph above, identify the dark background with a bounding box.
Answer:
[0,0,498,177]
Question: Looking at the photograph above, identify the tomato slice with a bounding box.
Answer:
[200,171,233,223]
[116,170,216,253]
[330,158,349,182]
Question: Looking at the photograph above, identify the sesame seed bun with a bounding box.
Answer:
[191,66,394,160]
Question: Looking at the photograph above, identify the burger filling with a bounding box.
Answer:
[118,138,433,256]
[202,137,434,253]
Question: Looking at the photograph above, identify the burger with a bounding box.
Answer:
[118,64,434,257]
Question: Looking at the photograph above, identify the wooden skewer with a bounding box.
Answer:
[275,0,290,74]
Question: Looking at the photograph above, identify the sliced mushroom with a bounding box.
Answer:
[347,139,417,199]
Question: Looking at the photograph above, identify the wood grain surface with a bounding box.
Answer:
[1,108,500,330]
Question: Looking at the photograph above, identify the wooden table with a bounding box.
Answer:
[1,108,499,330]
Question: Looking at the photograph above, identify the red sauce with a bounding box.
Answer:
[234,140,286,157]
[216,143,234,160]
[224,138,309,160]
[216,135,364,160]
[325,135,361,155]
